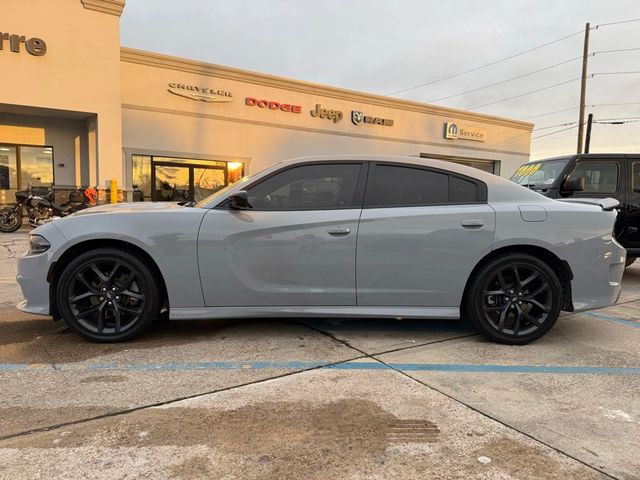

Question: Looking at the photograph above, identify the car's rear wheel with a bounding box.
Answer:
[56,247,162,342]
[465,254,562,345]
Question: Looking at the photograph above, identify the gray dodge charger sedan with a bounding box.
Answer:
[17,155,626,344]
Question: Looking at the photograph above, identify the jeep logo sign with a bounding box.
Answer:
[310,104,343,123]
[0,32,47,56]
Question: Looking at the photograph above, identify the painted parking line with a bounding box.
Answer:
[1,361,639,375]
[582,310,640,328]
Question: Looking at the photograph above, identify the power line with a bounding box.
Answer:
[595,119,640,124]
[520,107,579,120]
[427,56,582,103]
[531,125,578,141]
[593,47,640,55]
[386,29,583,96]
[594,18,640,28]
[593,71,640,76]
[521,103,640,120]
[594,115,640,121]
[430,48,640,104]
[469,77,582,110]
[470,71,640,111]
[532,122,578,131]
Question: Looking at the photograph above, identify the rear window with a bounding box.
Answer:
[364,164,484,207]
[367,165,448,206]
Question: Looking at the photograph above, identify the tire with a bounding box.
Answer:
[625,256,637,268]
[56,247,163,342]
[464,253,562,345]
[0,207,23,233]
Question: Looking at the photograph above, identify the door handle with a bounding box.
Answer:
[327,226,351,236]
[461,220,484,228]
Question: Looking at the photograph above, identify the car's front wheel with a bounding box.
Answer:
[56,247,162,342]
[465,254,562,345]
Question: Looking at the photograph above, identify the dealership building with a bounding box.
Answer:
[2,0,533,204]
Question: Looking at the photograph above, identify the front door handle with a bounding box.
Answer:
[327,226,351,236]
[461,220,484,228]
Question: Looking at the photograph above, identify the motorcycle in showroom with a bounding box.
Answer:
[0,185,97,233]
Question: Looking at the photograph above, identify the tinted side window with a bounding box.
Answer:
[246,163,361,210]
[633,162,640,191]
[366,165,449,207]
[567,162,619,194]
[451,176,478,203]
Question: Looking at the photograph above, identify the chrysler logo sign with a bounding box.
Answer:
[351,110,393,127]
[168,83,233,103]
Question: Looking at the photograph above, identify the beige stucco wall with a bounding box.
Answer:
[1,0,123,187]
[120,48,532,181]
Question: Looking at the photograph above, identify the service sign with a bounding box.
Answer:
[444,122,486,142]
[168,83,233,103]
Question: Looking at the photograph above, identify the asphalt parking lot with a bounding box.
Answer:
[0,230,639,479]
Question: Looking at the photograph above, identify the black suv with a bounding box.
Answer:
[510,153,640,266]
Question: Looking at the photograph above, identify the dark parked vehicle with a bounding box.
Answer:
[510,153,640,266]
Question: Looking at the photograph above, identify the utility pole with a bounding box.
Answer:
[576,22,590,154]
[584,113,593,153]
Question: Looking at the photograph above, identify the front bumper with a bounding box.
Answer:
[16,225,66,316]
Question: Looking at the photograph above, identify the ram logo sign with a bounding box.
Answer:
[444,122,486,142]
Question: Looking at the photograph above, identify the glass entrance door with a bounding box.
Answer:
[194,167,226,202]
[153,163,190,201]
[151,160,227,202]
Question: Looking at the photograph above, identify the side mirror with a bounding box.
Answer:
[563,176,585,192]
[228,190,250,209]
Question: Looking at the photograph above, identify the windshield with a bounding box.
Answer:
[510,159,570,187]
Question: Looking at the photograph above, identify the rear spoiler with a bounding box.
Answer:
[556,197,620,211]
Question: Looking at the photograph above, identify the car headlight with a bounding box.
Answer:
[29,234,51,254]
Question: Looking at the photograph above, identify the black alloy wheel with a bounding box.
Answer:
[465,254,562,344]
[56,247,162,342]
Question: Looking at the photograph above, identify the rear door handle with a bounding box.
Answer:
[327,226,351,236]
[461,220,484,228]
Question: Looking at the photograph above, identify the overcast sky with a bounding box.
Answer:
[120,0,640,160]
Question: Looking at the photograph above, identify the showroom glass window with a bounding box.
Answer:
[365,164,480,207]
[567,162,619,194]
[0,146,18,190]
[0,145,53,190]
[246,163,362,210]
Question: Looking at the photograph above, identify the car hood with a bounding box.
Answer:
[70,202,189,216]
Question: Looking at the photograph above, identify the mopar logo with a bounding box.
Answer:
[445,122,459,139]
